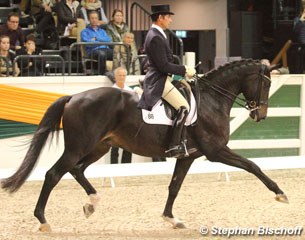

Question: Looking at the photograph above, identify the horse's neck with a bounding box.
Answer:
[201,75,241,115]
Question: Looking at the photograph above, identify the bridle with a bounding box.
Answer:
[194,65,271,112]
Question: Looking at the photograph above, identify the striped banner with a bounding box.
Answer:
[0,84,65,125]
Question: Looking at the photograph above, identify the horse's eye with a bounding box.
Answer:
[264,80,271,88]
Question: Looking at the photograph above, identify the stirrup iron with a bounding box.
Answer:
[181,140,189,157]
[165,145,181,154]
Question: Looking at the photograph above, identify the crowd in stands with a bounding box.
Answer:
[0,0,141,77]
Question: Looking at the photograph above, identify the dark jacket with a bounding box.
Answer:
[56,0,82,35]
[137,28,185,110]
[293,17,305,44]
[16,47,44,76]
[0,24,25,51]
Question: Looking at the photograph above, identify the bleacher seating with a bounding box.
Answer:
[0,0,144,76]
[0,0,11,7]
[0,7,18,24]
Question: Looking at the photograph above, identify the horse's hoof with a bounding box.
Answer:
[39,223,52,232]
[162,215,186,229]
[83,203,95,218]
[175,221,186,229]
[275,194,289,203]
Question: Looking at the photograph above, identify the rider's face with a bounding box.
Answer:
[159,14,172,30]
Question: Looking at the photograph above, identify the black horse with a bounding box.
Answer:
[1,59,288,231]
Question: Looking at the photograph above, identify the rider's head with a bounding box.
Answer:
[150,4,174,30]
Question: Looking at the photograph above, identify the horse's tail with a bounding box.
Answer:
[1,95,72,193]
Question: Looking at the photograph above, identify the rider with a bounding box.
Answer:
[137,4,196,157]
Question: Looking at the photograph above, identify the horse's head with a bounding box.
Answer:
[197,60,272,122]
[243,64,271,122]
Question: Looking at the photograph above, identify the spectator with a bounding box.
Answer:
[19,0,31,17]
[56,0,86,41]
[81,11,113,75]
[56,0,86,42]
[31,0,57,44]
[16,34,44,76]
[80,0,108,27]
[113,32,140,75]
[293,8,305,44]
[106,9,129,43]
[0,12,24,51]
[110,67,132,164]
[0,35,20,77]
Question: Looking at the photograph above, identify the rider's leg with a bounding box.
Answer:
[162,77,189,111]
[162,78,190,157]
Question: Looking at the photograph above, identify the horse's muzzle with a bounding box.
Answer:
[249,105,268,122]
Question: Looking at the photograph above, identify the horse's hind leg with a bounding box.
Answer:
[208,146,288,203]
[34,149,85,232]
[69,143,111,218]
[162,157,195,228]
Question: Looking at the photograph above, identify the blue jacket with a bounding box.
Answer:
[81,25,111,55]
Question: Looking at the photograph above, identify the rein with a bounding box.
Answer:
[193,65,269,111]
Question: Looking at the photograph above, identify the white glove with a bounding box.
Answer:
[185,65,196,78]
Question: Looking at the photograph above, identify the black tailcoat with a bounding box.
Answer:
[137,28,186,110]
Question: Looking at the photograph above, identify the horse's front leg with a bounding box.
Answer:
[162,157,195,228]
[209,146,288,203]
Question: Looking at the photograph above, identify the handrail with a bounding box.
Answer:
[0,56,10,77]
[130,1,151,31]
[68,42,131,75]
[272,0,302,29]
[13,55,65,76]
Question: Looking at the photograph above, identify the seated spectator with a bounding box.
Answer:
[19,0,31,17]
[113,32,140,75]
[16,34,44,76]
[293,8,305,44]
[31,0,58,48]
[106,9,129,43]
[81,0,108,27]
[56,0,86,41]
[110,67,133,164]
[81,11,113,75]
[0,35,20,77]
[0,12,24,51]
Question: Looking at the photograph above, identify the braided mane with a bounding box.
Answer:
[201,59,261,81]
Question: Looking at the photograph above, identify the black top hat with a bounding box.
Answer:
[151,4,174,16]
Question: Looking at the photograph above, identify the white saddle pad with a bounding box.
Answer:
[140,92,197,126]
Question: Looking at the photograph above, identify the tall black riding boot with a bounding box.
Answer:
[165,106,189,157]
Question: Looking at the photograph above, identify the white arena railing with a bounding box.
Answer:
[0,75,305,184]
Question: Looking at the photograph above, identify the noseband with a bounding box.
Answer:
[195,65,271,112]
[245,65,271,112]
